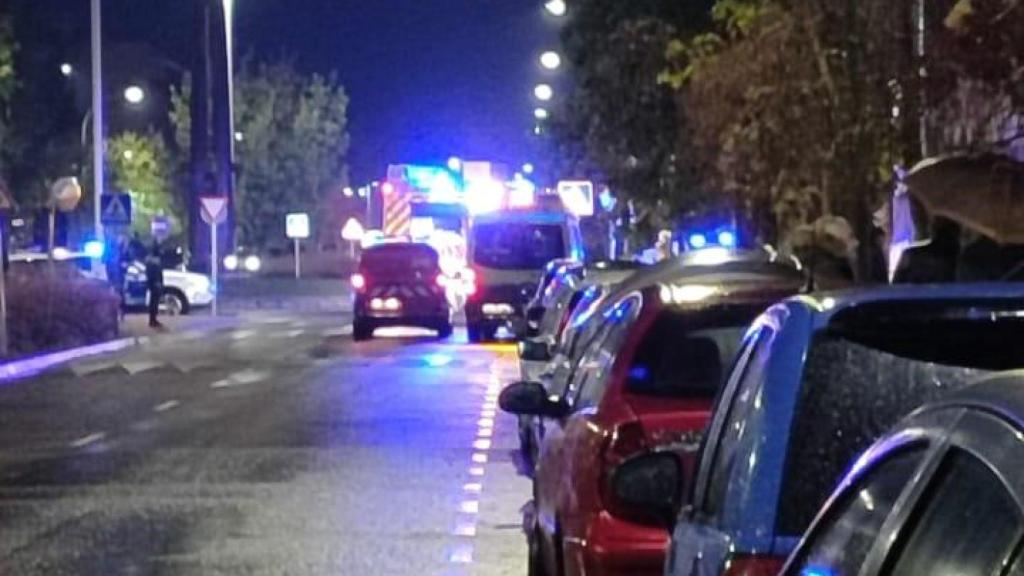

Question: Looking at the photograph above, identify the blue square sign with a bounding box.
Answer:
[100,194,132,226]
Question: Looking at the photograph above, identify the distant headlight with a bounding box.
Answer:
[223,254,239,271]
[243,255,262,272]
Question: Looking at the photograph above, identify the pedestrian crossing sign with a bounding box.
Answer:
[100,194,133,226]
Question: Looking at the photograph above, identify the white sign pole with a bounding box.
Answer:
[0,225,8,357]
[211,222,218,316]
[294,238,301,279]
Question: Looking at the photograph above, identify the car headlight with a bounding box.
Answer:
[223,254,239,271]
[243,255,262,272]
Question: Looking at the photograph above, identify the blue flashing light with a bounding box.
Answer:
[800,567,836,576]
[423,353,453,368]
[84,240,105,259]
[717,230,737,248]
[627,365,650,381]
[688,233,708,249]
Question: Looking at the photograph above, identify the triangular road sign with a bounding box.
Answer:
[200,196,229,225]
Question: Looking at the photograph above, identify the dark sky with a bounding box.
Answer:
[13,1,553,183]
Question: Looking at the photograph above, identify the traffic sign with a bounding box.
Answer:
[341,218,365,242]
[557,180,595,217]
[286,213,311,240]
[151,216,171,241]
[100,194,132,226]
[200,196,229,225]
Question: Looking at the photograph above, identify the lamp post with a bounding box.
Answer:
[91,0,104,243]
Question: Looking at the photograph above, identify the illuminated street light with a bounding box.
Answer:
[534,107,549,120]
[534,84,553,102]
[123,85,145,105]
[545,0,567,17]
[343,186,354,197]
[540,51,562,70]
[60,63,74,77]
[234,131,244,142]
[123,149,135,161]
[522,163,535,175]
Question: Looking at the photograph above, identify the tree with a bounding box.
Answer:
[0,17,17,181]
[550,0,715,226]
[107,132,181,238]
[171,59,351,249]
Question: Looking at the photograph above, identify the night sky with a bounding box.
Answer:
[12,1,553,182]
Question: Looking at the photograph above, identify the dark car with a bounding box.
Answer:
[782,371,1024,576]
[658,284,1024,576]
[350,243,453,341]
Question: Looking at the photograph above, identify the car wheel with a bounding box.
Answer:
[436,320,454,339]
[353,319,374,341]
[160,290,189,316]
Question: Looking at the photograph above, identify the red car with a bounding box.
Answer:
[351,242,453,341]
[500,267,802,576]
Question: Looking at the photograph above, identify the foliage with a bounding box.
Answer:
[171,59,351,249]
[107,132,181,237]
[0,16,16,179]
[671,0,1024,279]
[549,0,714,226]
[6,263,119,357]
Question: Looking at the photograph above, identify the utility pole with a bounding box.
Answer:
[91,0,104,242]
[916,0,929,158]
[190,0,212,268]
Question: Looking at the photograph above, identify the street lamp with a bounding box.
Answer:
[544,0,567,17]
[534,83,554,102]
[522,163,535,175]
[534,107,549,120]
[540,51,562,70]
[123,85,145,105]
[59,63,74,77]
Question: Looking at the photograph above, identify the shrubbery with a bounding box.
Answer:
[5,264,120,357]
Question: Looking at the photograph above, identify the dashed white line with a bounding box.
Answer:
[285,329,305,338]
[153,400,180,413]
[69,432,106,448]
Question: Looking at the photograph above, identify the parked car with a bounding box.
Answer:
[519,260,644,382]
[500,263,804,576]
[522,257,588,337]
[654,284,1024,576]
[123,261,213,315]
[516,251,802,465]
[350,242,453,340]
[464,209,584,342]
[780,371,1024,576]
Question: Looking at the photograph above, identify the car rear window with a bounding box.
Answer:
[472,223,565,270]
[360,245,438,274]
[776,299,1024,537]
[625,305,762,399]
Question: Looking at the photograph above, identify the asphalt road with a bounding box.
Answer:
[0,313,529,575]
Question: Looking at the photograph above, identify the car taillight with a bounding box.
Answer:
[351,273,367,291]
[721,554,786,576]
[600,421,649,513]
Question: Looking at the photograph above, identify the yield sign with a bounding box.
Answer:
[200,196,229,225]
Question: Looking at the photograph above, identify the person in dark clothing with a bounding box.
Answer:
[144,240,165,328]
[105,235,129,316]
[893,216,961,284]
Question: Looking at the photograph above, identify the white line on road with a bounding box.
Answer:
[285,329,305,338]
[322,325,353,337]
[211,369,270,389]
[231,329,256,341]
[122,360,165,375]
[69,432,106,448]
[153,400,180,413]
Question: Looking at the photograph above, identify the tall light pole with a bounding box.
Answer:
[90,0,104,242]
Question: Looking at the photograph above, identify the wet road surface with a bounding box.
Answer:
[0,314,529,575]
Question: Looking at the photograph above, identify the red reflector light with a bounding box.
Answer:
[722,554,786,576]
[351,273,367,291]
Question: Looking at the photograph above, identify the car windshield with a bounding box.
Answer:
[776,299,1024,537]
[360,245,439,274]
[472,223,565,270]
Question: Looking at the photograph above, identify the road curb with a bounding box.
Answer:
[0,337,144,382]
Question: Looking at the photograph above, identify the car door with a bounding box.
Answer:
[666,324,777,576]
[534,294,643,569]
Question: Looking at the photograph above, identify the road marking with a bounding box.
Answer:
[469,466,485,477]
[459,500,480,514]
[69,432,106,448]
[154,400,180,413]
[472,439,492,451]
[472,453,488,464]
[285,329,305,338]
[231,329,256,341]
[322,325,353,337]
[463,482,483,494]
[210,378,233,389]
[122,360,164,375]
[448,544,474,564]
[71,361,118,377]
[211,369,269,389]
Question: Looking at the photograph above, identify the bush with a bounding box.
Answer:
[5,263,120,357]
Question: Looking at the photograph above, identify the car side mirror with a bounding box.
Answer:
[498,381,568,418]
[519,338,552,363]
[610,452,684,529]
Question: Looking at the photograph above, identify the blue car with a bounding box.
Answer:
[661,284,1024,576]
[780,371,1024,576]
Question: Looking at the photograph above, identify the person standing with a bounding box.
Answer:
[144,239,165,328]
